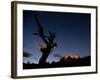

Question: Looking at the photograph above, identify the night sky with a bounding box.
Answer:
[23,10,91,64]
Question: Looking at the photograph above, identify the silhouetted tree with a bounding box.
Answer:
[33,14,57,64]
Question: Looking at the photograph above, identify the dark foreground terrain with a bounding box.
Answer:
[23,56,91,69]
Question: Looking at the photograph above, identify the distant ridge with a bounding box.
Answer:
[23,56,91,69]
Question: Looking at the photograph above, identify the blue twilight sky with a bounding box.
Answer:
[23,10,91,64]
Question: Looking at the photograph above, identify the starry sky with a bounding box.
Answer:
[23,10,91,64]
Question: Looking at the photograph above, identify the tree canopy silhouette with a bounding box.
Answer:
[33,14,57,64]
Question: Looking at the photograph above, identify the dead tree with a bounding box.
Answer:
[33,14,57,64]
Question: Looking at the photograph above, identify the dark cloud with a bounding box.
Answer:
[23,51,32,57]
[23,51,38,60]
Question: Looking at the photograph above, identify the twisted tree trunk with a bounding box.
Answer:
[39,49,50,64]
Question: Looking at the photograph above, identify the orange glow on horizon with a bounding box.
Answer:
[64,54,80,59]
